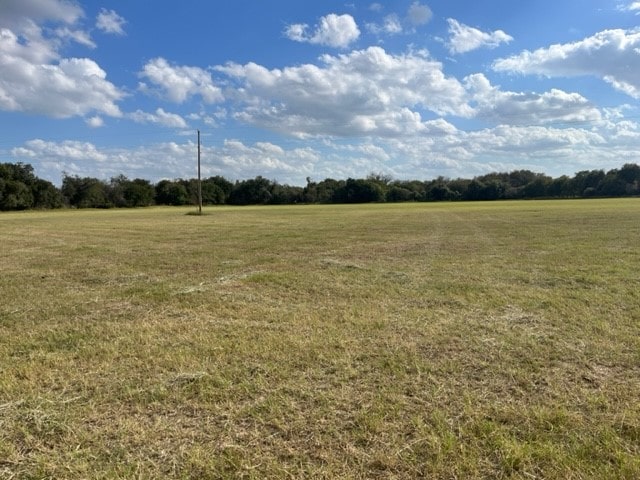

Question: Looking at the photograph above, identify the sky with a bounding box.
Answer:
[1,0,640,186]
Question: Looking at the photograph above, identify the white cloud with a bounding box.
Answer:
[11,138,322,185]
[139,57,224,103]
[86,116,104,128]
[367,3,432,37]
[54,27,96,48]
[12,139,109,162]
[0,50,124,117]
[369,3,383,12]
[284,13,360,48]
[465,73,602,125]
[621,2,640,13]
[12,108,640,186]
[217,46,472,138]
[96,9,126,36]
[406,2,432,27]
[447,19,513,54]
[0,0,83,28]
[0,0,124,119]
[493,28,640,98]
[129,108,188,128]
[366,14,403,35]
[219,139,312,178]
[11,139,197,182]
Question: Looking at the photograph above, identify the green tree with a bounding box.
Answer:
[616,164,640,194]
[547,175,572,198]
[333,178,385,203]
[0,180,33,210]
[523,175,552,198]
[123,178,155,207]
[61,175,109,208]
[155,180,190,206]
[228,176,274,205]
[572,170,605,197]
[597,171,627,197]
[425,180,456,201]
[303,178,346,203]
[33,179,63,208]
[386,185,415,202]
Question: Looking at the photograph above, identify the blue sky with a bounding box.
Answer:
[2,0,640,185]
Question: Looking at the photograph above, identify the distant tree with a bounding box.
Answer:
[228,176,274,205]
[200,180,226,204]
[205,176,233,203]
[447,178,471,200]
[425,180,456,201]
[366,172,392,198]
[122,178,155,207]
[390,180,426,201]
[597,171,627,197]
[302,177,318,203]
[303,178,345,203]
[616,164,640,195]
[547,175,572,198]
[386,185,415,202]
[61,175,109,208]
[508,170,539,188]
[465,179,505,201]
[572,170,605,197]
[270,184,304,204]
[0,180,33,210]
[33,179,63,208]
[523,175,552,198]
[333,178,385,203]
[617,163,640,184]
[108,175,128,207]
[4,160,640,209]
[0,163,63,210]
[155,180,190,206]
[0,162,36,184]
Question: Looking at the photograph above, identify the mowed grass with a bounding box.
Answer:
[0,199,639,479]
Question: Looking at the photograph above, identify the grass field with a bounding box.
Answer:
[1,199,639,479]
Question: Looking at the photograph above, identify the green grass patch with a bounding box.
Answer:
[1,200,639,478]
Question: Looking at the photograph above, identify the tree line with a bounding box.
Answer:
[1,162,639,211]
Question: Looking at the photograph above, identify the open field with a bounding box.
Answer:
[1,199,639,479]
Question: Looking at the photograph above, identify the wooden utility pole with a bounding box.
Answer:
[197,129,202,214]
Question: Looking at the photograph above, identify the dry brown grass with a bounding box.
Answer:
[1,200,639,478]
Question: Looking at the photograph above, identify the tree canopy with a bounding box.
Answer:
[1,162,639,211]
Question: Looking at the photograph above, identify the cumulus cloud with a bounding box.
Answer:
[447,19,513,54]
[0,0,83,28]
[284,13,360,48]
[493,28,640,98]
[620,2,640,13]
[139,57,224,103]
[96,9,126,35]
[11,139,195,182]
[11,138,323,185]
[0,0,124,119]
[12,139,109,162]
[217,46,472,138]
[12,109,638,186]
[0,52,123,117]
[465,73,602,125]
[219,139,315,178]
[129,108,188,128]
